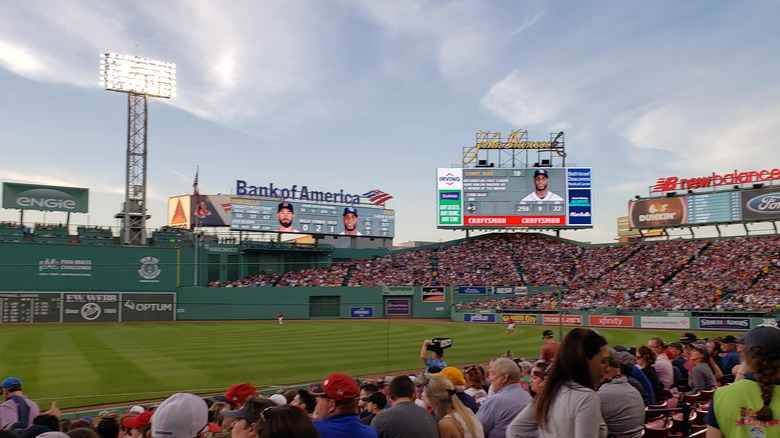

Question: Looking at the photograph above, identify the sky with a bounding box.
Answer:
[1,0,779,245]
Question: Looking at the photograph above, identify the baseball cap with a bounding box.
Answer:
[434,367,465,386]
[98,409,120,418]
[744,325,780,360]
[123,411,153,429]
[343,207,358,216]
[606,348,621,369]
[1,377,21,389]
[680,333,698,343]
[152,393,219,438]
[128,405,145,414]
[533,169,549,178]
[542,330,554,339]
[689,341,709,354]
[277,202,294,213]
[361,392,387,409]
[268,394,287,406]
[735,335,745,345]
[721,335,737,344]
[214,383,258,405]
[618,351,636,368]
[308,373,359,402]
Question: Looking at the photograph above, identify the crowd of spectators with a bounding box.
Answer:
[209,233,779,313]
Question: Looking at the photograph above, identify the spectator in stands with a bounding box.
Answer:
[152,393,219,438]
[667,342,689,388]
[598,348,644,438]
[371,374,438,438]
[705,325,780,437]
[636,346,664,401]
[732,335,749,382]
[0,377,40,430]
[648,337,674,391]
[67,428,99,438]
[720,335,740,383]
[434,367,479,414]
[462,366,487,406]
[421,375,484,438]
[708,339,726,381]
[214,383,258,435]
[307,373,376,438]
[289,390,315,419]
[420,339,446,372]
[253,405,319,438]
[476,358,532,438]
[122,412,152,438]
[221,396,275,438]
[688,342,718,393]
[95,418,118,438]
[529,362,551,397]
[619,351,651,405]
[539,330,560,362]
[506,328,609,438]
[359,393,386,426]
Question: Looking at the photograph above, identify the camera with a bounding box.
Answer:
[426,338,453,351]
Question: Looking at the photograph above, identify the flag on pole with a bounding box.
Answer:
[362,189,394,205]
[193,168,209,219]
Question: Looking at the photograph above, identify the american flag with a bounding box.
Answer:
[362,189,393,205]
[193,169,209,218]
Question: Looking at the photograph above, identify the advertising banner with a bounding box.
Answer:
[501,314,538,324]
[381,286,415,296]
[741,187,780,221]
[629,197,687,229]
[542,314,583,326]
[2,182,89,213]
[121,293,175,321]
[350,307,374,318]
[422,286,445,302]
[640,316,690,329]
[463,313,496,323]
[494,286,527,295]
[457,286,487,295]
[589,315,633,328]
[63,292,120,322]
[699,317,751,330]
[385,298,410,315]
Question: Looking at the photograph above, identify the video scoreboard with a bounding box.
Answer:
[437,167,593,229]
[629,186,780,229]
[230,198,395,237]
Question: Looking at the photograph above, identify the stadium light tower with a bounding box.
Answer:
[99,53,176,245]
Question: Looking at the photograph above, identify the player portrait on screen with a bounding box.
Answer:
[521,169,563,202]
[340,207,363,235]
[276,201,299,232]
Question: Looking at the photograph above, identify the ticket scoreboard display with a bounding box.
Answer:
[231,198,395,237]
[437,167,593,229]
[629,186,780,228]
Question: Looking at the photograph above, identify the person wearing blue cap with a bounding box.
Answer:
[0,377,40,430]
[521,169,563,202]
[276,202,299,233]
[340,207,363,236]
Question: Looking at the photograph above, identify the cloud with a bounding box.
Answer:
[480,70,569,126]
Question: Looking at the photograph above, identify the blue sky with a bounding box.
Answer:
[1,1,779,244]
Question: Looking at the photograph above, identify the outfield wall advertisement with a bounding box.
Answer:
[0,292,175,323]
[437,167,592,229]
[2,183,89,213]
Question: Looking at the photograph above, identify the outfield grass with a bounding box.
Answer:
[0,320,737,409]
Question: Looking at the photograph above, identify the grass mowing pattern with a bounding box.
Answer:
[0,320,736,409]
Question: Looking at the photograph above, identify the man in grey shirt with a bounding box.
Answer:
[371,375,438,438]
[598,348,645,438]
[476,358,533,438]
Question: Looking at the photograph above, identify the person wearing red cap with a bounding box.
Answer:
[213,383,258,436]
[122,411,153,438]
[307,373,377,438]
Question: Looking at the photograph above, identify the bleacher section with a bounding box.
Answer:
[32,224,72,244]
[77,226,115,245]
[0,222,24,243]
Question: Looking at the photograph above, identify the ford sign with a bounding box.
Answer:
[746,193,780,214]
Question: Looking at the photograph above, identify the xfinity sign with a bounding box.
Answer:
[3,183,89,213]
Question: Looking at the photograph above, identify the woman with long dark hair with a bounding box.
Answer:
[506,328,609,437]
[705,325,780,437]
[636,345,664,401]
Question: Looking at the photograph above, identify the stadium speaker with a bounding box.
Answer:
[635,195,641,200]
[734,185,740,190]
[666,192,677,197]
[753,183,764,189]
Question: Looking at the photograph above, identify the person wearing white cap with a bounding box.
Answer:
[705,325,780,437]
[152,393,219,438]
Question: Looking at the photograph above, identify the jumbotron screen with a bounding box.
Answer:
[436,167,593,229]
[628,186,780,229]
[230,198,395,237]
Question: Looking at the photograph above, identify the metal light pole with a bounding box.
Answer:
[100,53,176,245]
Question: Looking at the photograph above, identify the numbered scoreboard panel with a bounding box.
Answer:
[230,198,395,237]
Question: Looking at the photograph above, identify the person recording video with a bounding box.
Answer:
[421,339,447,372]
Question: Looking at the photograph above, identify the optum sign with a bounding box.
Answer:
[3,183,89,213]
